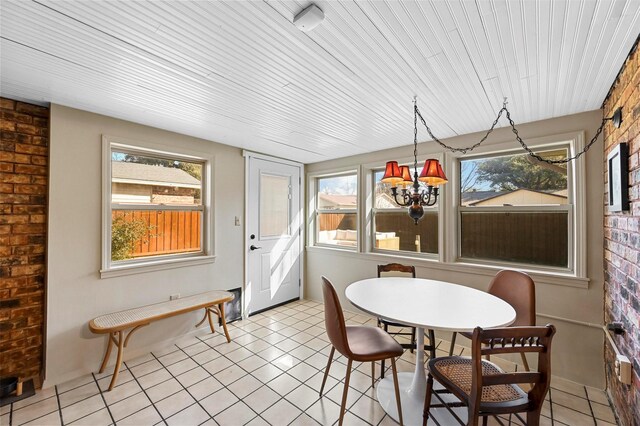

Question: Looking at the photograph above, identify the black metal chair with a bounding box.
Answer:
[377,263,436,378]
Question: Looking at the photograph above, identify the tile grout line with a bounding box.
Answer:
[54,385,64,426]
[583,385,598,426]
[122,359,168,426]
[150,349,228,423]
[91,372,117,426]
[172,343,263,424]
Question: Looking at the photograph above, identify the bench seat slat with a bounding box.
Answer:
[89,290,234,333]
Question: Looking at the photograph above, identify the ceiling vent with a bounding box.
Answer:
[293,4,324,32]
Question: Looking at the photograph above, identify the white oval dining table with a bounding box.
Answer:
[345,277,517,426]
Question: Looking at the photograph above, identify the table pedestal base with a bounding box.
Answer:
[377,373,468,425]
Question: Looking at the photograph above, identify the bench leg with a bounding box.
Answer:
[108,331,124,391]
[195,310,208,328]
[206,308,216,334]
[218,303,231,343]
[98,333,114,374]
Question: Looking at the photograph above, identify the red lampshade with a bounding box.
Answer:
[381,161,403,185]
[399,165,413,187]
[418,159,448,186]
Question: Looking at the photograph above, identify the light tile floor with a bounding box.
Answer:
[0,299,618,425]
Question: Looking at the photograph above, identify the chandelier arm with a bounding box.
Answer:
[414,97,612,165]
[505,109,606,165]
[415,103,507,154]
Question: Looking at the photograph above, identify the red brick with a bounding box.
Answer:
[15,102,48,118]
[0,162,13,172]
[0,215,29,224]
[0,99,16,110]
[0,183,13,193]
[12,224,45,234]
[15,144,47,156]
[0,121,15,132]
[30,156,47,166]
[31,137,48,147]
[15,124,37,135]
[10,264,44,277]
[14,184,46,195]
[2,111,32,125]
[0,173,30,184]
[14,164,46,175]
[1,194,30,204]
[12,205,45,215]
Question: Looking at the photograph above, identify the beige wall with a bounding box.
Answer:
[305,110,606,388]
[46,105,244,386]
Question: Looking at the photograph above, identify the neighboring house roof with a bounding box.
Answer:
[112,162,200,189]
[460,190,507,206]
[318,193,356,209]
[468,188,567,206]
[376,192,397,209]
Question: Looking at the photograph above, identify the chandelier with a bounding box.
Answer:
[381,98,447,224]
[381,97,623,224]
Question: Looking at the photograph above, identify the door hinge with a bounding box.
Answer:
[299,278,301,287]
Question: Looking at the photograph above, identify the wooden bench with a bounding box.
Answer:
[89,290,234,391]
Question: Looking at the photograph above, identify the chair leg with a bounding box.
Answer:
[381,323,389,379]
[448,331,457,356]
[521,352,530,371]
[338,359,353,426]
[427,329,436,359]
[371,361,375,388]
[390,357,403,426]
[410,327,416,353]
[423,373,434,426]
[526,409,541,426]
[482,415,488,426]
[319,346,335,396]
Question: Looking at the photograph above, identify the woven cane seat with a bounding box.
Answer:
[428,357,528,406]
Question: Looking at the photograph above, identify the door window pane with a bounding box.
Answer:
[260,174,290,238]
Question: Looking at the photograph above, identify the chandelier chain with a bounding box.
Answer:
[414,100,609,165]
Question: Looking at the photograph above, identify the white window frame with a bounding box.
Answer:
[448,132,586,276]
[308,169,359,251]
[367,155,443,259]
[101,135,215,278]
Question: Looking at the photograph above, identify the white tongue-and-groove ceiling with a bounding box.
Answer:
[1,0,639,163]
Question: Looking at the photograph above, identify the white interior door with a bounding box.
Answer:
[246,155,302,315]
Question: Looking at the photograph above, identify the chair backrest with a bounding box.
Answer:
[488,270,535,327]
[377,263,416,278]
[321,276,351,357]
[469,325,556,414]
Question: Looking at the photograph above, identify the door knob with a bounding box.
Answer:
[250,245,262,251]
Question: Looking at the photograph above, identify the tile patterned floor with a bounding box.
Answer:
[1,299,618,425]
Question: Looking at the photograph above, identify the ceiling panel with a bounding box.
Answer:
[1,0,638,163]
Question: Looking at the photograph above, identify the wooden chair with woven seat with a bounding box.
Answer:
[377,263,436,379]
[448,270,535,371]
[319,276,404,426]
[423,324,556,426]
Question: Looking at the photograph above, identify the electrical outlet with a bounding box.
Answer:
[235,216,241,226]
[170,294,180,301]
[614,354,632,384]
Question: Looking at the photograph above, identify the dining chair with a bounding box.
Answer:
[320,276,404,426]
[423,324,556,426]
[448,270,536,371]
[377,263,436,379]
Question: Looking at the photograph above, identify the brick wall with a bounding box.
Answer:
[0,98,49,385]
[603,38,640,426]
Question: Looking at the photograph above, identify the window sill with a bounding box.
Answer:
[305,246,589,289]
[100,255,216,279]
